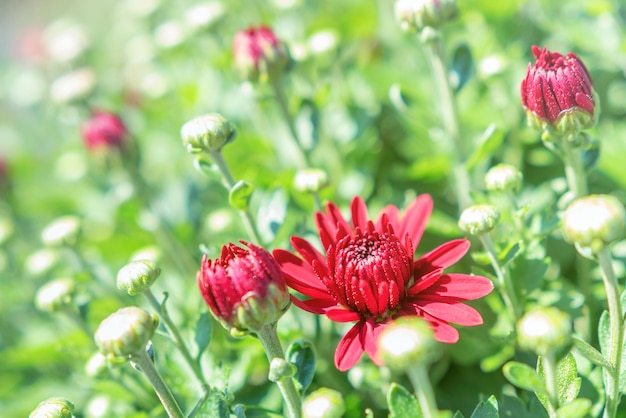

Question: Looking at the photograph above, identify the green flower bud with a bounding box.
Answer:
[458,204,501,236]
[180,113,236,154]
[41,216,81,247]
[116,259,160,296]
[294,169,329,193]
[35,278,76,312]
[394,0,458,33]
[268,357,296,382]
[377,317,440,370]
[30,397,75,418]
[94,306,159,359]
[562,194,626,254]
[485,164,523,193]
[303,388,346,418]
[517,307,572,356]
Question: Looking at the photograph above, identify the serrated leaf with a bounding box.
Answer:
[572,336,611,369]
[194,311,212,361]
[285,340,316,395]
[536,353,581,415]
[503,361,546,393]
[257,188,287,243]
[451,43,473,92]
[555,398,592,418]
[388,383,422,418]
[499,241,523,266]
[470,395,498,418]
[452,412,466,418]
[229,180,254,211]
[465,125,504,171]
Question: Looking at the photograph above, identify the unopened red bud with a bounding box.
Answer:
[81,110,128,151]
[233,26,290,82]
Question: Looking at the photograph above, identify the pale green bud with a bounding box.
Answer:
[303,388,346,418]
[294,169,329,193]
[485,164,523,193]
[94,306,159,359]
[30,397,75,418]
[85,352,108,378]
[458,204,500,236]
[41,216,81,247]
[517,307,572,356]
[562,194,626,254]
[268,357,296,382]
[180,113,236,154]
[377,317,440,370]
[35,278,76,312]
[394,0,458,33]
[116,259,160,296]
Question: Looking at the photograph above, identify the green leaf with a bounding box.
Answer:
[453,412,466,418]
[555,398,592,418]
[296,98,320,150]
[555,353,580,404]
[194,311,212,361]
[572,336,611,369]
[502,361,546,393]
[229,180,254,211]
[451,43,474,92]
[470,395,498,418]
[465,125,504,171]
[499,241,523,267]
[285,340,316,395]
[480,344,515,373]
[257,188,287,243]
[387,383,422,418]
[194,155,220,179]
[598,310,610,360]
[195,390,230,418]
[511,257,549,300]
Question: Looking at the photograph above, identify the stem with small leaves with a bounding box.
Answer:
[541,354,559,418]
[560,135,588,199]
[406,365,439,418]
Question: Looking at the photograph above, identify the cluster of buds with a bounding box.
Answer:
[197,241,290,335]
[233,26,291,83]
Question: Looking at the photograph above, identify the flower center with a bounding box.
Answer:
[326,227,413,318]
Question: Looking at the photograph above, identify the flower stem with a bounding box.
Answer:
[130,348,185,418]
[143,289,209,391]
[598,246,624,418]
[256,323,302,418]
[560,136,588,198]
[209,150,263,245]
[541,354,559,417]
[479,234,522,321]
[406,365,439,418]
[422,36,472,211]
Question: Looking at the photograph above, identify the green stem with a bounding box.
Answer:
[144,290,209,391]
[406,365,439,418]
[422,36,472,210]
[479,234,522,321]
[256,323,302,418]
[269,77,311,170]
[130,348,185,418]
[598,247,623,418]
[208,150,263,245]
[541,354,559,417]
[560,136,588,198]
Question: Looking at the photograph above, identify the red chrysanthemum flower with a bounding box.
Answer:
[520,45,595,129]
[273,196,493,371]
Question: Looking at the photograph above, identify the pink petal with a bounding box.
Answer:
[376,205,399,233]
[575,92,594,115]
[291,236,326,268]
[325,307,361,322]
[335,322,366,371]
[397,195,433,251]
[290,295,335,314]
[415,239,470,271]
[421,273,494,300]
[273,249,329,299]
[420,311,460,343]
[413,298,484,326]
[350,196,370,230]
[409,268,443,296]
[362,318,386,366]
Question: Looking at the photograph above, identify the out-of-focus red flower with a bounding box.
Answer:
[13,27,47,64]
[521,46,595,131]
[273,196,493,371]
[81,110,128,151]
[198,242,290,333]
[232,26,289,82]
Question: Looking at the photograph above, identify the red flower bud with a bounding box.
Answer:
[521,46,596,135]
[233,26,289,82]
[81,110,128,151]
[198,241,290,334]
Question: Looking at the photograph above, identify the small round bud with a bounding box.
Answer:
[458,204,501,236]
[517,307,572,356]
[294,169,329,193]
[268,357,296,382]
[41,216,81,247]
[49,67,96,104]
[485,164,523,193]
[116,259,160,296]
[302,388,346,418]
[30,397,75,418]
[26,249,61,277]
[94,306,159,359]
[562,194,626,254]
[180,113,236,154]
[377,317,440,370]
[85,352,109,378]
[35,278,76,312]
[395,0,458,33]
